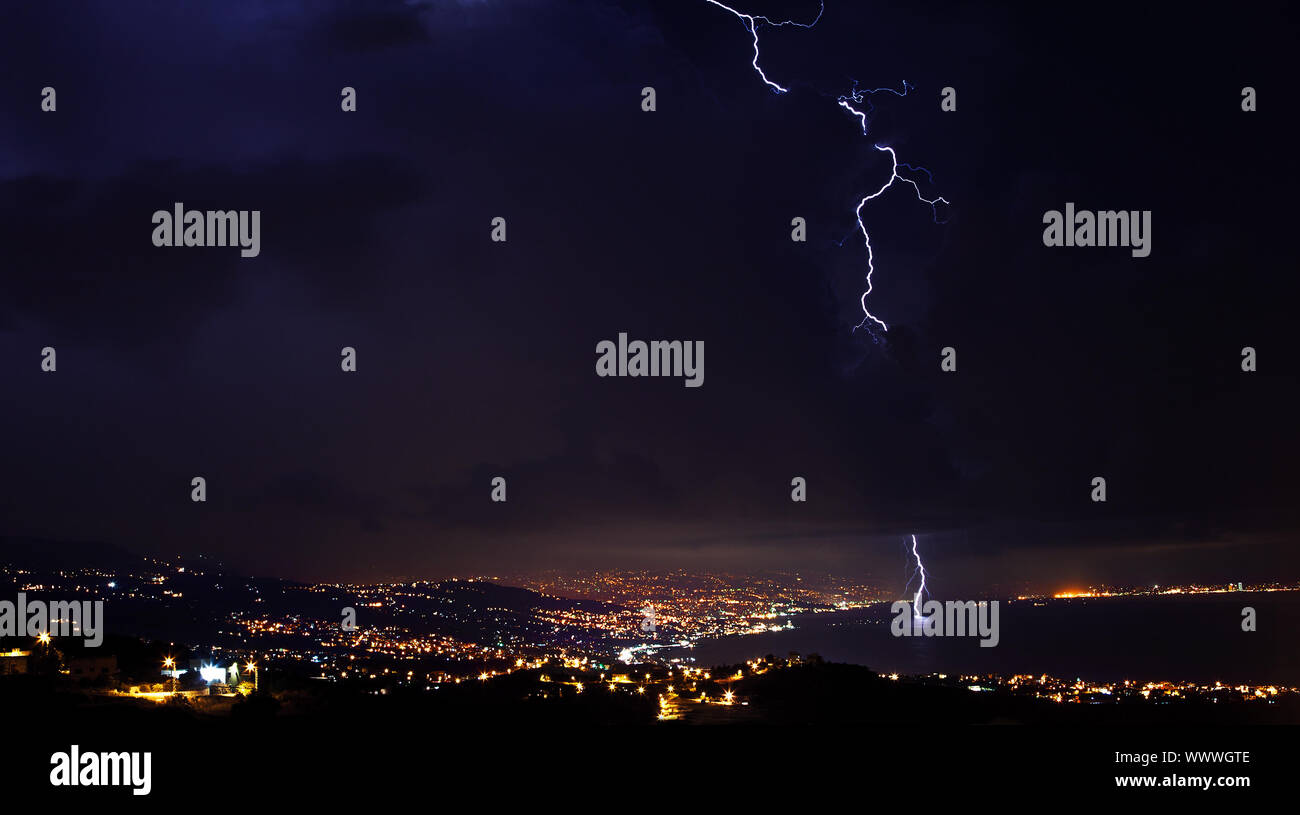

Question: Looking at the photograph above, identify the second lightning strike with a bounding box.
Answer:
[907,534,930,621]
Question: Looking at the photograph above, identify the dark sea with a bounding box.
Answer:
[666,592,1300,686]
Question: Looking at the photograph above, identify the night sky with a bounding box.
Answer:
[1,1,1296,592]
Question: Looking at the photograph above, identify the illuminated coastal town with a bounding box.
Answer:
[3,550,1298,724]
[1019,581,1298,600]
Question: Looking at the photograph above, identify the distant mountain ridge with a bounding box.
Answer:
[0,536,147,571]
[0,535,627,651]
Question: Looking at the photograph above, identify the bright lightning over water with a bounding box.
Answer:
[702,1,948,339]
[907,533,929,620]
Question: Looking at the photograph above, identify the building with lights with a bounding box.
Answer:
[0,649,30,675]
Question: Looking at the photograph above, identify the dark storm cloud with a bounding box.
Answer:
[0,0,1295,588]
[0,154,426,346]
[315,2,434,53]
[412,446,681,532]
[251,471,389,533]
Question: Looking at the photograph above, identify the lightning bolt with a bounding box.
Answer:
[702,1,948,340]
[835,78,913,135]
[905,533,930,621]
[850,146,949,335]
[702,0,824,94]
